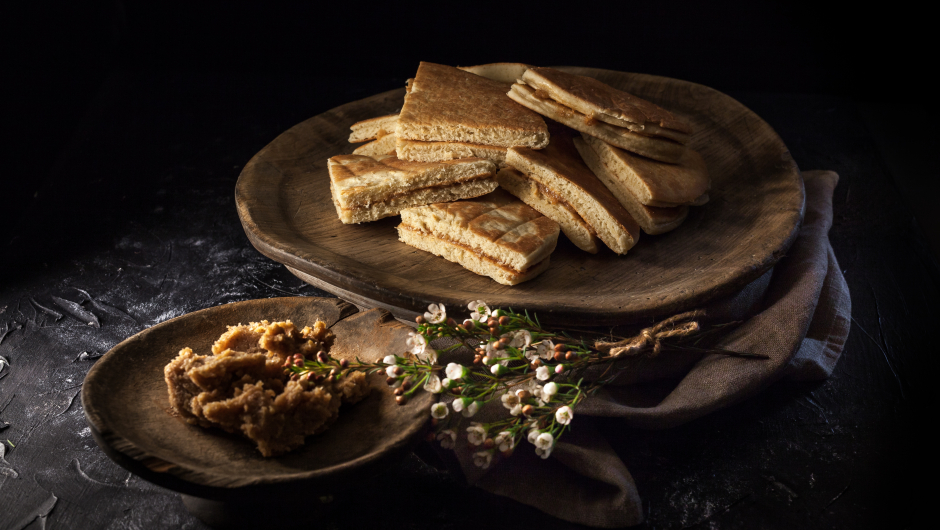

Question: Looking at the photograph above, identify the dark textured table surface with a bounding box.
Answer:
[0,72,934,529]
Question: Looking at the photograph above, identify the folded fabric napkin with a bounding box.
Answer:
[432,170,851,527]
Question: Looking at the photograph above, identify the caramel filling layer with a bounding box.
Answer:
[399,224,546,275]
[342,175,494,211]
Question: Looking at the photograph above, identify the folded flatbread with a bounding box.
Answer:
[397,190,559,285]
[508,67,690,163]
[579,134,710,207]
[505,122,640,254]
[327,154,497,224]
[348,114,399,143]
[398,62,549,150]
[352,133,397,157]
[574,136,689,235]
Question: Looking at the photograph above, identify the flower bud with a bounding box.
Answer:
[531,359,541,368]
[325,375,335,384]
[553,351,565,361]
[483,438,495,449]
[463,320,475,328]
[293,353,304,360]
[340,358,349,368]
[401,378,412,390]
[497,337,510,349]
[426,431,437,442]
[457,325,467,332]
[392,366,403,376]
[396,396,407,405]
[555,364,565,374]
[517,390,532,401]
[522,404,534,416]
[489,327,499,337]
[393,387,404,396]
[473,356,483,365]
[446,317,457,327]
[416,315,426,324]
[330,368,339,376]
[498,316,510,325]
[386,376,397,385]
[317,351,329,363]
[491,364,506,376]
[565,351,576,360]
[293,359,304,367]
[290,374,299,381]
[487,318,499,328]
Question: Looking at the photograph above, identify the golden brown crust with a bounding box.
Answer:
[574,136,689,235]
[399,189,559,272]
[523,67,691,136]
[497,167,600,253]
[508,83,686,164]
[506,122,640,254]
[580,135,710,206]
[398,62,549,148]
[348,114,399,143]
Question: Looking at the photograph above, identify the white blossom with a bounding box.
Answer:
[441,377,453,389]
[424,303,447,324]
[406,331,427,356]
[555,364,565,374]
[382,355,397,365]
[527,429,541,445]
[423,374,443,393]
[535,432,554,450]
[385,365,398,378]
[468,300,492,322]
[542,382,558,399]
[500,392,520,410]
[507,329,532,350]
[536,366,550,381]
[466,423,487,445]
[510,404,523,416]
[462,400,481,418]
[535,445,553,459]
[494,431,515,452]
[534,340,555,360]
[555,406,574,425]
[437,429,457,449]
[490,364,506,376]
[445,363,466,380]
[472,450,493,469]
[420,347,438,365]
[452,397,470,413]
[430,402,449,419]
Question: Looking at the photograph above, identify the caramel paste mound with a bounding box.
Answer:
[164,320,370,457]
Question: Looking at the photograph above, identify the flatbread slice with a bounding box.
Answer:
[521,67,692,142]
[458,63,533,85]
[508,83,686,164]
[352,133,397,157]
[580,134,710,206]
[398,62,549,148]
[396,138,508,166]
[506,122,640,254]
[327,154,497,224]
[348,114,399,143]
[398,190,559,285]
[574,137,689,235]
[497,167,599,253]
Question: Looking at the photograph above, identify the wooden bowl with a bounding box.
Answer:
[82,297,434,503]
[235,68,804,326]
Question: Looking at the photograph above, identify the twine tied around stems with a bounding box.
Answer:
[594,310,705,358]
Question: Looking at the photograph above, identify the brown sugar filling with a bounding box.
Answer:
[342,174,494,211]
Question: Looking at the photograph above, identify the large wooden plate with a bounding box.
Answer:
[235,68,804,326]
[82,297,433,500]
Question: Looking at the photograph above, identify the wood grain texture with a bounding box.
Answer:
[81,297,433,499]
[235,68,804,325]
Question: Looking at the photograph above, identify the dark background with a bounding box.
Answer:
[0,2,934,528]
[1,1,933,241]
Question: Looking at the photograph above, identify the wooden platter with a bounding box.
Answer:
[81,297,434,501]
[235,68,804,326]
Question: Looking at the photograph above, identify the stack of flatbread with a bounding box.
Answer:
[327,62,711,285]
[506,66,710,236]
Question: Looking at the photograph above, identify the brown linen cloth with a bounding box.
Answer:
[436,170,851,527]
